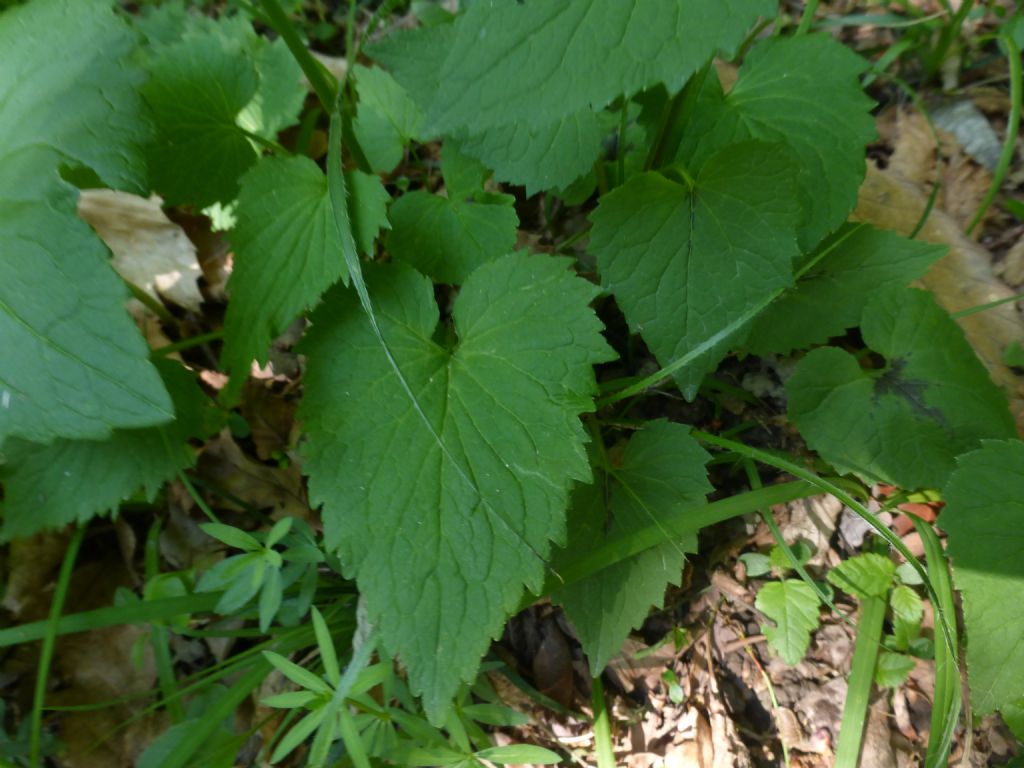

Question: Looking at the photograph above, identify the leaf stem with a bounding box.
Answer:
[795,0,820,35]
[30,525,87,768]
[591,675,616,768]
[152,330,224,357]
[966,29,1021,236]
[258,0,337,110]
[548,480,816,591]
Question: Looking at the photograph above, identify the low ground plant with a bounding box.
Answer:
[0,0,1022,765]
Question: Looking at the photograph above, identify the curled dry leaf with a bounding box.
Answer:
[855,162,1024,434]
[78,189,203,315]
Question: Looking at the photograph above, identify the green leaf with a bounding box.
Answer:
[739,552,772,577]
[455,110,604,195]
[1003,698,1024,741]
[756,580,820,665]
[138,6,304,141]
[200,523,261,552]
[889,584,923,625]
[366,21,454,115]
[386,149,518,284]
[827,553,895,600]
[0,0,172,445]
[552,421,711,673]
[427,0,774,134]
[474,745,562,765]
[353,64,426,173]
[875,651,916,688]
[142,32,259,207]
[311,606,340,686]
[222,156,389,391]
[299,253,614,722]
[786,287,1016,489]
[271,707,328,763]
[236,33,304,140]
[589,141,802,398]
[262,651,332,695]
[258,565,283,633]
[940,440,1024,715]
[675,35,876,248]
[261,690,319,709]
[744,224,944,356]
[0,361,212,541]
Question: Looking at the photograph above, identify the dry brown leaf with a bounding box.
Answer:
[855,162,1024,434]
[78,190,203,314]
[1,530,68,618]
[196,431,309,521]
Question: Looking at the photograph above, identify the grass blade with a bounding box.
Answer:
[30,525,86,768]
[911,516,961,768]
[834,592,886,767]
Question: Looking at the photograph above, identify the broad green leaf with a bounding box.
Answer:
[300,253,614,721]
[428,0,774,134]
[366,22,454,115]
[589,141,802,398]
[786,287,1016,489]
[755,580,820,665]
[675,35,875,248]
[889,584,923,625]
[455,110,604,195]
[875,651,915,688]
[827,553,895,600]
[0,361,214,541]
[1,0,150,192]
[940,440,1024,714]
[236,34,304,140]
[142,32,259,207]
[137,4,304,140]
[353,64,426,173]
[744,224,944,356]
[552,421,711,673]
[222,156,389,392]
[0,0,172,445]
[386,149,518,284]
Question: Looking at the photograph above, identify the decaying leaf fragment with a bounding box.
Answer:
[78,189,203,315]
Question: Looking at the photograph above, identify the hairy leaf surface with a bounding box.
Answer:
[0,0,172,445]
[222,157,389,392]
[744,224,944,356]
[300,253,614,721]
[787,288,1016,489]
[675,35,875,248]
[428,0,774,133]
[941,440,1024,714]
[756,580,820,665]
[589,142,801,398]
[552,421,711,673]
[0,361,216,541]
